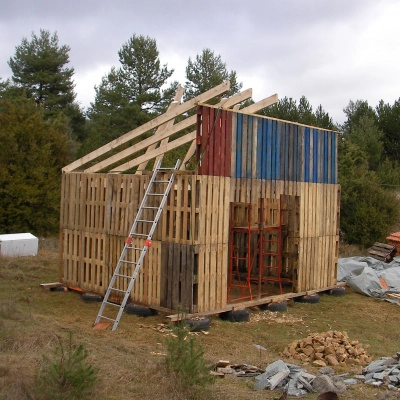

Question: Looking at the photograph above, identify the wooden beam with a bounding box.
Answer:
[179,140,197,170]
[221,88,252,109]
[62,81,230,172]
[109,131,197,172]
[240,93,278,114]
[166,282,345,321]
[136,86,184,174]
[84,115,196,173]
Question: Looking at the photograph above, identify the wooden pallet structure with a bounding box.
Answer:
[60,81,341,314]
[368,242,396,263]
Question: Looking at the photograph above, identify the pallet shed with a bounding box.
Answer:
[60,81,340,314]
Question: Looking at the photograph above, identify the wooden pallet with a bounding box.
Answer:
[368,242,396,263]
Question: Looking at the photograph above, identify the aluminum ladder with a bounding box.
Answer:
[94,159,181,331]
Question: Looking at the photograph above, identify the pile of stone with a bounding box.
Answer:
[254,361,352,396]
[212,360,263,378]
[281,330,373,367]
[355,354,400,390]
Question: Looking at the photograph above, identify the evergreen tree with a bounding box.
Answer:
[81,34,177,156]
[0,97,68,235]
[338,139,400,246]
[7,29,85,156]
[339,100,400,247]
[342,99,378,133]
[184,48,242,102]
[376,98,400,162]
[8,29,75,115]
[260,96,336,130]
[346,115,383,171]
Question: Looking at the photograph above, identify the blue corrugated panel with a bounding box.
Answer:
[313,129,319,183]
[275,121,282,180]
[266,119,272,180]
[331,131,337,184]
[293,125,300,182]
[246,116,253,178]
[231,111,338,184]
[323,131,329,183]
[304,127,311,182]
[256,118,263,179]
[284,123,290,182]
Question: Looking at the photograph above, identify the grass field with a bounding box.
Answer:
[1,237,399,399]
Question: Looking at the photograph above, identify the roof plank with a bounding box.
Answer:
[63,81,230,172]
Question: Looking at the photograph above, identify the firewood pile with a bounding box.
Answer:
[281,330,373,367]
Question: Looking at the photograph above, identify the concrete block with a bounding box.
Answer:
[0,233,38,257]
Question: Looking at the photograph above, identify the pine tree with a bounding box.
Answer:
[9,29,75,115]
[8,29,85,155]
[184,48,242,102]
[82,34,177,155]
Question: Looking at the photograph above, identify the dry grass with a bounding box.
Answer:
[1,238,399,399]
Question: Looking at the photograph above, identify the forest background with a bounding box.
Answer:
[1,29,400,248]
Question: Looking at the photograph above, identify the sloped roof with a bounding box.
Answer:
[62,81,278,174]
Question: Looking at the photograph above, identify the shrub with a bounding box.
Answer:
[164,315,214,395]
[35,332,98,400]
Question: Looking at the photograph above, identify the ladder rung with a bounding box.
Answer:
[99,316,117,322]
[115,273,135,278]
[109,288,127,293]
[157,167,174,170]
[147,193,164,196]
[104,301,122,307]
[120,261,138,266]
[126,246,144,251]
[131,233,148,237]
[142,206,158,210]
[136,219,155,223]
[153,180,169,183]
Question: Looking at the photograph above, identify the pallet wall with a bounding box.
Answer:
[60,106,340,313]
[60,173,339,312]
[197,106,337,184]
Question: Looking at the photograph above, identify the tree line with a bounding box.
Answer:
[0,29,399,247]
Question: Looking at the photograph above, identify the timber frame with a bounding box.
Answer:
[60,81,340,314]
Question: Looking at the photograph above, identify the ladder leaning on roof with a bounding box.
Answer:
[93,159,181,331]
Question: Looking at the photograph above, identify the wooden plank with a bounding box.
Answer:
[241,115,248,179]
[136,86,184,173]
[180,140,197,170]
[63,81,230,172]
[221,88,253,109]
[251,118,258,179]
[209,244,217,311]
[197,244,205,312]
[240,94,278,114]
[231,113,238,177]
[108,131,197,173]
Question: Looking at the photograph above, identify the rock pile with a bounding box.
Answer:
[355,354,400,390]
[281,330,373,367]
[253,361,350,396]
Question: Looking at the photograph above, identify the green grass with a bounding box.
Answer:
[0,237,399,399]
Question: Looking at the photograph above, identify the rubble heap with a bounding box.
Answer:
[355,354,400,390]
[282,330,373,367]
[254,361,350,396]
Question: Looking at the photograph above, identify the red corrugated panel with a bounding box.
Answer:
[197,106,232,177]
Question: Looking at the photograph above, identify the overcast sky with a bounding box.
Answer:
[1,0,399,125]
